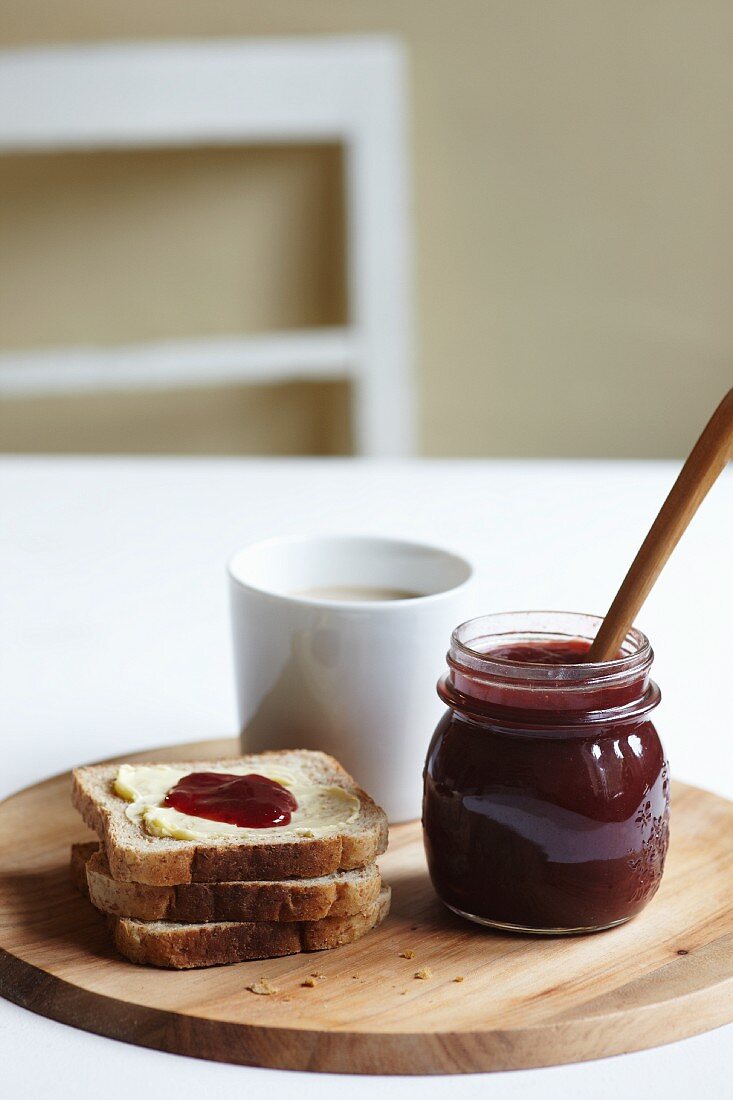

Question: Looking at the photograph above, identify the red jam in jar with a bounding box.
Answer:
[164,772,298,828]
[423,612,670,934]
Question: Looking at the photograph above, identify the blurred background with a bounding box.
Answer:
[1,2,731,459]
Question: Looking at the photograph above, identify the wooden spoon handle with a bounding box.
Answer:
[587,387,733,662]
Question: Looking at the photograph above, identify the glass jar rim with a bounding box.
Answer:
[450,610,652,686]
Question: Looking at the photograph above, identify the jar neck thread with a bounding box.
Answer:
[438,673,661,732]
[442,611,659,731]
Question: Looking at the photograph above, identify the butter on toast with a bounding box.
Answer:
[72,750,388,886]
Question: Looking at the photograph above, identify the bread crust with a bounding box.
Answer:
[110,886,391,968]
[76,844,382,923]
[71,750,388,886]
[69,841,98,893]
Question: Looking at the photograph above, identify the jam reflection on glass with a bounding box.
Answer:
[164,772,298,828]
[423,612,670,934]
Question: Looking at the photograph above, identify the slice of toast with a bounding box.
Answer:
[110,885,391,968]
[72,750,388,886]
[72,842,383,923]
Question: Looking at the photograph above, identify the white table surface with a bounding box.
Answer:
[1,455,731,1099]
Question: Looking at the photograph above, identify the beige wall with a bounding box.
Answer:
[1,2,732,457]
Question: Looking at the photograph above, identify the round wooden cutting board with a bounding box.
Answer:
[1,738,732,1075]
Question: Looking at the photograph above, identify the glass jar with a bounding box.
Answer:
[423,611,670,934]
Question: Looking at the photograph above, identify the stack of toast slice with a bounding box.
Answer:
[70,750,390,969]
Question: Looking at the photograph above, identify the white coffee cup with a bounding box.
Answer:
[228,534,474,822]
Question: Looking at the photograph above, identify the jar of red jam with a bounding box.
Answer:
[423,611,670,934]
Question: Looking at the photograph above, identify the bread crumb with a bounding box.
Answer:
[301,976,319,988]
[453,976,464,983]
[399,949,416,959]
[351,972,361,979]
[310,972,326,979]
[414,967,433,980]
[247,978,279,996]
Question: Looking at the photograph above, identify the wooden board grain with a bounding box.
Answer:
[1,738,732,1075]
